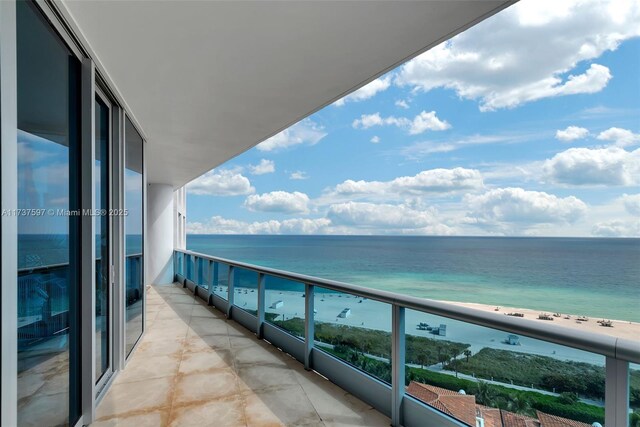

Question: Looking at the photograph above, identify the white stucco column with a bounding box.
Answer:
[147,184,175,285]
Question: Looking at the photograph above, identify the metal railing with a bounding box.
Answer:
[174,248,640,427]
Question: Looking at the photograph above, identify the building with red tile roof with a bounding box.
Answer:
[406,382,594,427]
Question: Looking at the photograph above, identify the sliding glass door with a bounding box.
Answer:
[16,1,81,425]
[95,90,113,387]
[15,1,147,423]
[124,117,144,357]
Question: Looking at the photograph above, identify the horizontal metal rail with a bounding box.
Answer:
[175,248,640,364]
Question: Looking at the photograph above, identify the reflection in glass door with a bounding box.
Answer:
[125,118,144,357]
[95,92,112,385]
[16,1,81,425]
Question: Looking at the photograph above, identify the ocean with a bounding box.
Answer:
[187,235,640,323]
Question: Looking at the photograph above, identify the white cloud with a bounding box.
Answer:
[327,201,456,235]
[620,193,640,216]
[248,159,275,175]
[334,76,391,106]
[543,147,640,186]
[244,191,310,214]
[408,111,451,134]
[352,110,450,135]
[187,169,254,196]
[370,136,380,144]
[257,118,326,152]
[395,99,410,109]
[555,126,589,142]
[187,216,330,235]
[401,133,522,159]
[466,188,587,232]
[395,0,639,111]
[352,113,406,129]
[279,218,332,234]
[328,167,483,201]
[596,127,640,147]
[289,171,309,180]
[592,220,640,237]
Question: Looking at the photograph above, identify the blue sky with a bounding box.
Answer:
[187,0,640,237]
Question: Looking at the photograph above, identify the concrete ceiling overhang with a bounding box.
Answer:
[60,0,514,187]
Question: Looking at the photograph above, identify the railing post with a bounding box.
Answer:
[391,304,405,427]
[180,252,185,278]
[605,356,629,427]
[257,273,266,339]
[193,256,201,288]
[184,254,190,285]
[227,265,235,319]
[304,284,315,371]
[206,260,214,303]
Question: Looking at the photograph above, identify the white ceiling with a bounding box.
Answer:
[61,0,513,187]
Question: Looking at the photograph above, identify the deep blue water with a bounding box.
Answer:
[187,235,640,322]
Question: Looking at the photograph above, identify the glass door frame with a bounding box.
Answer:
[94,85,115,392]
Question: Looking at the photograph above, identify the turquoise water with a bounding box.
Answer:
[187,235,640,322]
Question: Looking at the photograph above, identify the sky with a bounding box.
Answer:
[186,0,640,237]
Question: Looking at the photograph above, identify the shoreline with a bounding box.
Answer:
[228,286,638,365]
[444,300,640,342]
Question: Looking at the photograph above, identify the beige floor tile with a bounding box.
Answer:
[173,370,239,404]
[232,344,288,367]
[90,410,168,427]
[183,334,231,353]
[236,363,299,393]
[96,377,174,419]
[178,349,234,375]
[116,354,181,384]
[133,336,185,358]
[243,384,322,426]
[191,304,216,318]
[168,395,246,427]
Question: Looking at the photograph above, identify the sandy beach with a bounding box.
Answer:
[224,286,639,366]
[445,300,640,342]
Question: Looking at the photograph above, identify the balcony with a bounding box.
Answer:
[16,248,640,426]
[93,283,390,426]
[92,249,640,427]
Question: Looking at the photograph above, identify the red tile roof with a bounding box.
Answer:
[476,405,504,427]
[407,382,477,426]
[536,411,592,427]
[407,382,593,427]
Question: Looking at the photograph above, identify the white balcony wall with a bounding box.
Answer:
[147,184,175,284]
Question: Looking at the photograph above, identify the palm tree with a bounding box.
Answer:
[507,395,531,415]
[463,349,472,362]
[474,381,495,406]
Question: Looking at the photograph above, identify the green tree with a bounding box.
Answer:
[507,395,531,415]
[463,349,472,362]
[474,381,496,406]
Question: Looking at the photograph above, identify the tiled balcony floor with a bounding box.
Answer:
[92,283,390,427]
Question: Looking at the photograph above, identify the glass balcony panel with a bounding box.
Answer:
[264,276,305,339]
[313,287,391,384]
[404,309,605,426]
[185,254,193,282]
[631,363,640,426]
[232,267,258,314]
[196,257,209,294]
[213,262,229,301]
